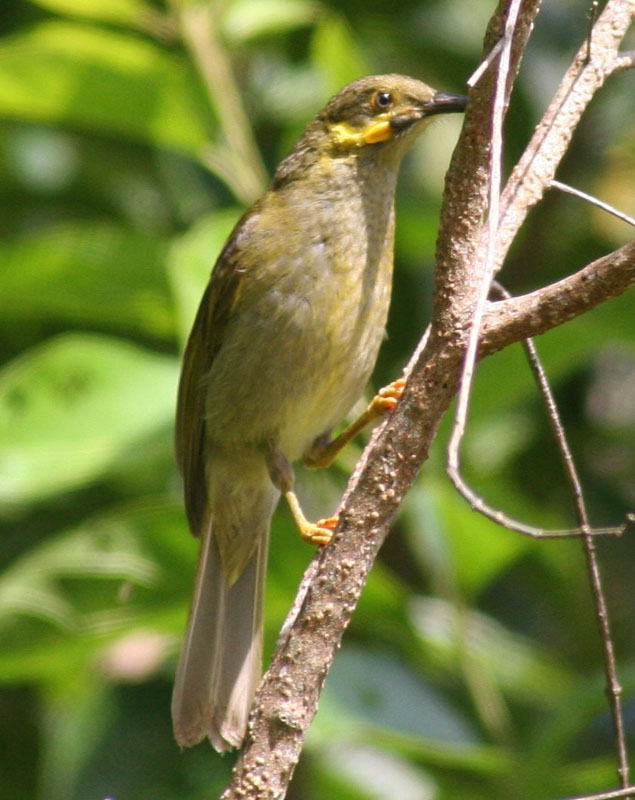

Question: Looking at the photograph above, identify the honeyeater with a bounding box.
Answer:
[172,74,467,750]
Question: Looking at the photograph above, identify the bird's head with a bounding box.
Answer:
[272,74,467,187]
[318,74,467,155]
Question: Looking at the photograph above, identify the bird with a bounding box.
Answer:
[171,73,467,751]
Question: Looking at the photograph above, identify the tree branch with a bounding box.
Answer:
[481,239,635,354]
[496,0,635,263]
[221,241,634,799]
[220,2,634,797]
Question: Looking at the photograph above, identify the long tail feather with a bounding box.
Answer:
[171,524,268,750]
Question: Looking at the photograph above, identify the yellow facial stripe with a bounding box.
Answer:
[329,118,394,147]
[329,121,364,146]
[362,120,392,144]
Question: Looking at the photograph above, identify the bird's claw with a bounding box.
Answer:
[299,516,338,546]
[370,377,406,415]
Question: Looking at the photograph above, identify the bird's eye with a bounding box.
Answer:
[372,91,393,110]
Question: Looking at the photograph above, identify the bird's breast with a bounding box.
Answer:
[204,164,397,460]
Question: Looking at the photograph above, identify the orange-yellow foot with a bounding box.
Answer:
[284,490,337,545]
[370,377,406,416]
[299,516,338,546]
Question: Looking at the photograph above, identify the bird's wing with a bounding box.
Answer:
[175,220,249,537]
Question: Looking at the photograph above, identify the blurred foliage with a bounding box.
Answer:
[0,1,633,798]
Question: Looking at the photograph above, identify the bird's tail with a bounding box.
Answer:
[171,523,268,751]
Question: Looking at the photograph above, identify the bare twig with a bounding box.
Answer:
[585,1,600,64]
[480,239,635,353]
[538,378,630,791]
[445,4,632,540]
[550,180,635,227]
[220,2,634,797]
[455,242,635,539]
[447,0,523,534]
[467,37,505,87]
[496,0,635,265]
[556,786,635,800]
[494,280,631,789]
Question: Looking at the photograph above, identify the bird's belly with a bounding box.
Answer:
[277,287,390,459]
[204,252,392,461]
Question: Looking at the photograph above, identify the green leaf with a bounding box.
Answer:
[0,334,178,503]
[315,742,441,800]
[39,683,116,800]
[0,221,174,340]
[0,515,158,630]
[221,0,321,43]
[0,497,190,684]
[313,646,504,774]
[27,0,160,30]
[320,646,478,744]
[0,21,211,155]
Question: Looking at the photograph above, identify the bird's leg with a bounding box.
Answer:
[265,448,337,546]
[304,378,406,469]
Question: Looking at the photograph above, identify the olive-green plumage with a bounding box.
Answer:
[172,74,467,750]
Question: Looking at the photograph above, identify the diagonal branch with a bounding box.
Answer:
[481,239,635,354]
[220,2,634,797]
[221,240,634,800]
[496,0,635,263]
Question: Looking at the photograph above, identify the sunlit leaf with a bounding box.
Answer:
[27,0,161,31]
[0,334,178,503]
[409,596,572,704]
[0,22,211,155]
[317,743,439,800]
[0,221,174,340]
[222,0,321,43]
[404,479,530,596]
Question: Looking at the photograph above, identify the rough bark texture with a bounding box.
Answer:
[221,2,635,797]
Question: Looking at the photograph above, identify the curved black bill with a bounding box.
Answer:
[424,91,469,116]
[390,91,468,131]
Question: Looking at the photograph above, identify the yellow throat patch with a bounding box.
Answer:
[329,118,393,147]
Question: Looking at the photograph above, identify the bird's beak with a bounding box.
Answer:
[423,91,469,116]
[389,91,468,131]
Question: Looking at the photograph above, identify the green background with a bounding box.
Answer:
[0,1,633,798]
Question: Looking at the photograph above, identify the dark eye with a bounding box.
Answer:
[372,91,393,110]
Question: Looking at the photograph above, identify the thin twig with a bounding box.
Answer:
[445,282,629,540]
[467,38,505,87]
[490,281,631,789]
[550,180,635,227]
[446,0,522,521]
[585,1,600,64]
[219,2,632,795]
[496,0,635,266]
[555,785,635,800]
[525,348,631,793]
